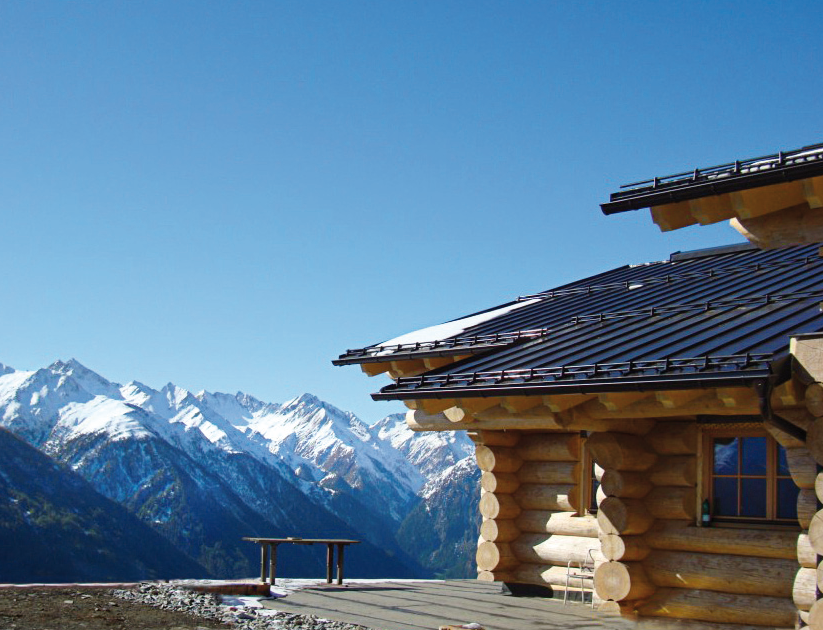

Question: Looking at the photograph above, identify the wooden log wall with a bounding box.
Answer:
[592,420,801,628]
[474,429,602,597]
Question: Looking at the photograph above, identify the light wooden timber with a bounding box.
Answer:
[773,406,813,430]
[648,456,697,487]
[598,497,655,536]
[786,447,817,488]
[516,461,579,485]
[594,561,655,601]
[651,203,700,232]
[360,362,389,377]
[475,445,522,473]
[817,471,823,503]
[476,430,521,447]
[406,408,564,431]
[513,483,579,512]
[599,470,653,499]
[501,396,544,414]
[404,398,456,414]
[772,379,803,408]
[422,356,455,371]
[599,534,650,562]
[455,397,504,414]
[596,599,636,618]
[809,598,823,630]
[510,532,600,566]
[460,403,656,434]
[807,382,823,417]
[478,492,521,520]
[765,419,807,449]
[794,566,817,611]
[655,389,705,409]
[644,521,796,560]
[818,561,823,592]
[586,433,657,471]
[732,203,823,249]
[543,393,596,413]
[634,617,795,630]
[807,417,823,465]
[643,549,796,597]
[798,533,816,568]
[809,509,823,554]
[644,487,696,521]
[480,471,520,494]
[635,587,796,626]
[476,540,518,572]
[514,511,599,537]
[798,488,817,529]
[593,463,605,482]
[479,518,520,543]
[595,484,607,508]
[516,433,580,462]
[443,406,474,423]
[388,359,429,379]
[574,389,759,419]
[597,392,650,411]
[644,422,698,455]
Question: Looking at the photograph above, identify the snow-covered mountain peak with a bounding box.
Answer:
[48,359,123,400]
[0,362,14,376]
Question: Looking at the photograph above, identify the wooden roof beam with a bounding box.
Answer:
[597,391,650,411]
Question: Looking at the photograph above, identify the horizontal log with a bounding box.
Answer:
[577,390,759,419]
[600,470,653,499]
[635,587,796,626]
[643,549,797,597]
[807,417,823,465]
[644,521,796,560]
[476,430,521,447]
[516,461,578,485]
[808,509,823,554]
[643,421,698,455]
[407,409,558,432]
[479,519,520,543]
[808,382,823,417]
[476,540,518,572]
[510,533,600,566]
[817,471,823,503]
[794,566,817,611]
[514,511,599,538]
[787,447,817,489]
[599,534,650,561]
[648,455,697,487]
[594,561,655,601]
[511,563,579,588]
[644,487,696,521]
[479,492,521,520]
[598,497,654,536]
[516,433,580,462]
[798,533,816,568]
[480,471,520,494]
[810,598,823,630]
[765,419,807,449]
[586,433,657,471]
[475,445,522,473]
[513,483,579,512]
[798,487,817,529]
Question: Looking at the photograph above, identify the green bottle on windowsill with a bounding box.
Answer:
[701,499,711,526]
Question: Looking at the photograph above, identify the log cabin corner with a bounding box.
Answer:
[334,141,823,629]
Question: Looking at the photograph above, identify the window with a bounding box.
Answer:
[705,429,798,524]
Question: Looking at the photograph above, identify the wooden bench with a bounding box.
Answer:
[243,537,360,586]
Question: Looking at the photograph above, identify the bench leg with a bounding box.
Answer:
[336,544,345,585]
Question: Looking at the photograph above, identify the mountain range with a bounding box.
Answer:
[0,359,479,582]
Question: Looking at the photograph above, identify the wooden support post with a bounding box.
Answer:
[326,543,333,584]
[260,543,268,583]
[336,543,345,585]
[270,544,277,586]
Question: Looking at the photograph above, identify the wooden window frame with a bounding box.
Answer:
[701,427,797,526]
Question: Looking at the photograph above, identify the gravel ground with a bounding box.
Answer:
[0,583,374,630]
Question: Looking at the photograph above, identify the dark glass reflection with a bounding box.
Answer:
[777,445,790,476]
[777,478,800,519]
[713,477,738,516]
[741,437,767,475]
[740,478,767,517]
[713,437,738,474]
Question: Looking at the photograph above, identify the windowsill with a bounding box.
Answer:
[700,519,800,531]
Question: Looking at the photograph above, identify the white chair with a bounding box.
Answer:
[564,548,596,608]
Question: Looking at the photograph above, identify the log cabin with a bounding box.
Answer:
[334,141,823,629]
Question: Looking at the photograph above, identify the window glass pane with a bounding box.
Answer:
[713,437,738,474]
[777,478,800,520]
[741,437,767,475]
[713,477,738,516]
[777,445,790,476]
[740,478,767,517]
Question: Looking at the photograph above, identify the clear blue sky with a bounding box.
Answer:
[2,1,822,423]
